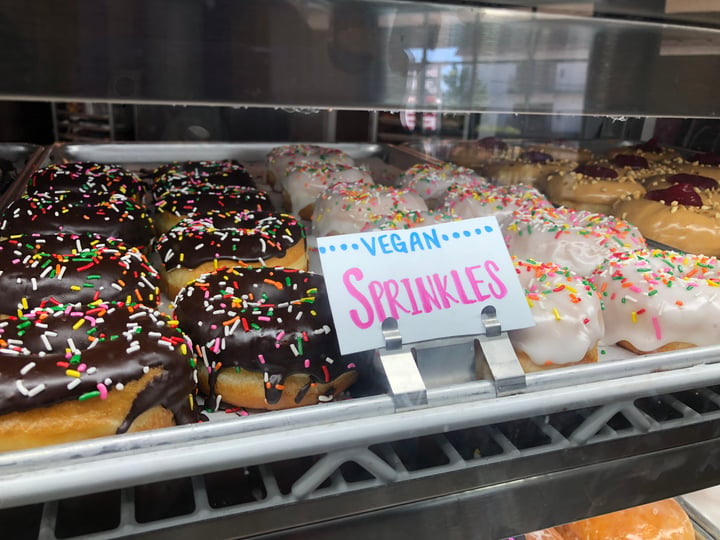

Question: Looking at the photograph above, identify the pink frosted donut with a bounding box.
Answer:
[504,206,646,276]
[312,182,427,237]
[510,257,604,372]
[438,181,552,227]
[266,144,355,191]
[591,249,720,354]
[397,163,487,208]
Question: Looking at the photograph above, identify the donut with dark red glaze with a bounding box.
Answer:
[174,266,357,410]
[0,192,155,250]
[155,209,307,299]
[0,302,198,451]
[0,237,161,316]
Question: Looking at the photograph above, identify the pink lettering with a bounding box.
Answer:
[343,267,374,329]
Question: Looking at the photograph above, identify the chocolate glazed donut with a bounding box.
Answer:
[0,302,198,451]
[174,266,358,411]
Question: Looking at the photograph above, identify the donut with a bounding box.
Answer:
[438,181,552,227]
[504,206,646,277]
[509,258,603,373]
[397,162,486,208]
[0,192,155,250]
[266,144,355,191]
[481,150,576,188]
[173,266,358,410]
[28,162,146,201]
[151,160,256,200]
[524,142,594,164]
[0,239,161,316]
[155,209,307,299]
[0,302,198,451]
[2,232,128,256]
[153,186,274,234]
[447,137,520,169]
[544,499,694,540]
[613,181,720,256]
[311,182,428,237]
[360,209,459,232]
[607,138,679,162]
[543,163,646,214]
[591,249,720,354]
[282,162,374,219]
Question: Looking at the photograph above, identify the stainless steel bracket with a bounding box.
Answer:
[475,306,527,396]
[375,318,428,411]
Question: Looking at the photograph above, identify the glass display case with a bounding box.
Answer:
[2,1,720,538]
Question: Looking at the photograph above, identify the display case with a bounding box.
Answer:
[2,1,720,539]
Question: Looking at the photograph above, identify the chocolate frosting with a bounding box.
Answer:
[153,160,249,181]
[0,303,198,429]
[0,192,155,249]
[173,266,354,408]
[0,240,161,314]
[1,232,128,256]
[156,210,305,270]
[155,187,274,218]
[29,162,146,199]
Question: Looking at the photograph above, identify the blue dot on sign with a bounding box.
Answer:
[463,230,471,237]
[352,243,359,250]
[442,234,449,241]
[319,247,326,254]
[475,228,482,235]
[484,225,493,233]
[329,245,336,252]
[452,232,460,239]
[341,244,348,251]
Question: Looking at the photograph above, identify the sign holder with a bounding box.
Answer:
[376,306,527,411]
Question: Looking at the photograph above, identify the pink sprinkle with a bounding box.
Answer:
[276,331,285,342]
[258,316,271,322]
[85,316,96,327]
[77,363,87,372]
[629,286,642,294]
[11,258,19,264]
[652,316,662,341]
[96,383,108,400]
[304,359,310,368]
[210,324,217,330]
[258,354,265,364]
[348,363,356,369]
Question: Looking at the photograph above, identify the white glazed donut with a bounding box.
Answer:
[397,163,487,208]
[438,182,552,227]
[266,144,355,191]
[510,258,604,372]
[591,249,720,354]
[504,206,646,277]
[282,162,374,219]
[312,182,428,237]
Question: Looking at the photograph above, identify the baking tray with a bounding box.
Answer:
[0,142,43,193]
[4,143,720,539]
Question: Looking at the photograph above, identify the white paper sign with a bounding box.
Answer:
[317,216,534,355]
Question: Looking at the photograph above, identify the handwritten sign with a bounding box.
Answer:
[317,217,534,355]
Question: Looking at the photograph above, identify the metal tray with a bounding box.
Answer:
[3,142,720,539]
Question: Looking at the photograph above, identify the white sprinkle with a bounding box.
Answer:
[126,344,141,355]
[15,380,29,396]
[290,343,299,357]
[214,394,222,411]
[31,278,37,291]
[325,357,334,365]
[20,362,36,375]
[318,394,334,402]
[104,378,112,386]
[143,366,150,373]
[57,266,67,280]
[296,311,303,320]
[67,378,81,390]
[67,338,77,352]
[28,383,46,397]
[115,382,125,391]
[112,283,123,290]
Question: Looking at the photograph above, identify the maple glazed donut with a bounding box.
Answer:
[607,138,679,163]
[0,239,161,317]
[155,209,307,299]
[480,150,576,188]
[509,258,603,373]
[613,180,720,256]
[543,163,646,214]
[266,144,355,190]
[174,266,358,410]
[312,182,428,237]
[282,162,374,219]
[0,302,198,452]
[28,162,146,202]
[397,162,486,208]
[504,206,646,277]
[153,186,274,234]
[524,142,594,164]
[592,249,720,354]
[447,137,520,169]
[0,192,155,250]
